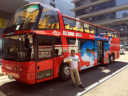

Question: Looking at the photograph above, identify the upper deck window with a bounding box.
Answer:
[36,5,59,30]
[63,17,96,34]
[5,4,39,32]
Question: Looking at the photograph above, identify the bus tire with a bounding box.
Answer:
[59,63,70,81]
[108,55,111,64]
[110,54,114,63]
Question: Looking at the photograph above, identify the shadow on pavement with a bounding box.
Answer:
[0,61,128,96]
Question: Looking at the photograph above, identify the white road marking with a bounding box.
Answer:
[76,64,128,96]
[0,79,10,83]
[7,92,15,96]
[0,76,7,79]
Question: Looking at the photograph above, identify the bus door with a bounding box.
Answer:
[36,35,54,82]
[103,41,109,64]
[52,36,63,78]
[97,40,104,64]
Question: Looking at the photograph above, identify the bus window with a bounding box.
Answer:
[38,36,53,61]
[2,35,33,61]
[115,32,119,38]
[83,23,89,33]
[107,30,113,36]
[104,41,109,51]
[112,32,118,38]
[78,39,95,53]
[67,37,78,53]
[97,27,107,36]
[54,37,62,57]
[63,17,84,32]
[63,17,76,30]
[77,22,84,32]
[89,25,96,34]
[5,4,40,31]
[37,5,59,30]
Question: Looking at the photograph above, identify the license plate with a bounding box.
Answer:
[8,74,13,80]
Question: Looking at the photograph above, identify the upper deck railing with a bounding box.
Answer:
[62,14,120,38]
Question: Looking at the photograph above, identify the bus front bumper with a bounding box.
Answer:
[2,68,35,84]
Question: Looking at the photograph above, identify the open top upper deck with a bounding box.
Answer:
[3,2,120,39]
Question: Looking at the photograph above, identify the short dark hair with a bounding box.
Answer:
[71,50,75,52]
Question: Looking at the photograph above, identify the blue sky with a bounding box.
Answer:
[116,0,128,6]
[64,0,72,3]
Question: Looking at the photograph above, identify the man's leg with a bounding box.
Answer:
[69,69,75,85]
[74,69,82,85]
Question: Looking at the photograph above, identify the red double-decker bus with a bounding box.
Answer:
[1,2,120,84]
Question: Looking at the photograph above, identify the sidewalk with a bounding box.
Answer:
[83,67,128,96]
[83,52,128,96]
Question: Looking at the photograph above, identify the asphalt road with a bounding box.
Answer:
[0,53,128,96]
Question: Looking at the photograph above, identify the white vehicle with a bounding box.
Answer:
[120,45,125,54]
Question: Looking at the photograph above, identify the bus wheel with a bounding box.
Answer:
[110,54,114,63]
[59,64,70,81]
[108,55,111,64]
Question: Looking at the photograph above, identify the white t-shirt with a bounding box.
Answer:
[68,55,80,69]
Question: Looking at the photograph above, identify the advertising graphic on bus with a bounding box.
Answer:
[1,2,120,84]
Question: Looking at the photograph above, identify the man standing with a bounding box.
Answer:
[68,50,84,88]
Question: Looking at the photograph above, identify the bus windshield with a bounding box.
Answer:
[5,4,39,32]
[2,35,33,61]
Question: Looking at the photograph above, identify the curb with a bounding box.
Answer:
[76,64,128,96]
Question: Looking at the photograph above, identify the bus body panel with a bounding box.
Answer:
[2,59,36,84]
[1,3,120,84]
[2,29,120,84]
[36,58,54,83]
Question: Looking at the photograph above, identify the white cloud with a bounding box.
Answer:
[81,53,94,70]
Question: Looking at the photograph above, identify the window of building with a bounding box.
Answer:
[76,8,90,17]
[76,0,115,16]
[75,0,99,8]
[50,3,55,8]
[51,0,55,2]
[0,19,6,28]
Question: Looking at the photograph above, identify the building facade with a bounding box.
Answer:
[71,0,128,41]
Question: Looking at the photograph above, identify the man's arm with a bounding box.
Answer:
[77,56,81,70]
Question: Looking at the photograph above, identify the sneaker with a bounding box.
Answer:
[71,84,75,87]
[78,84,84,88]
